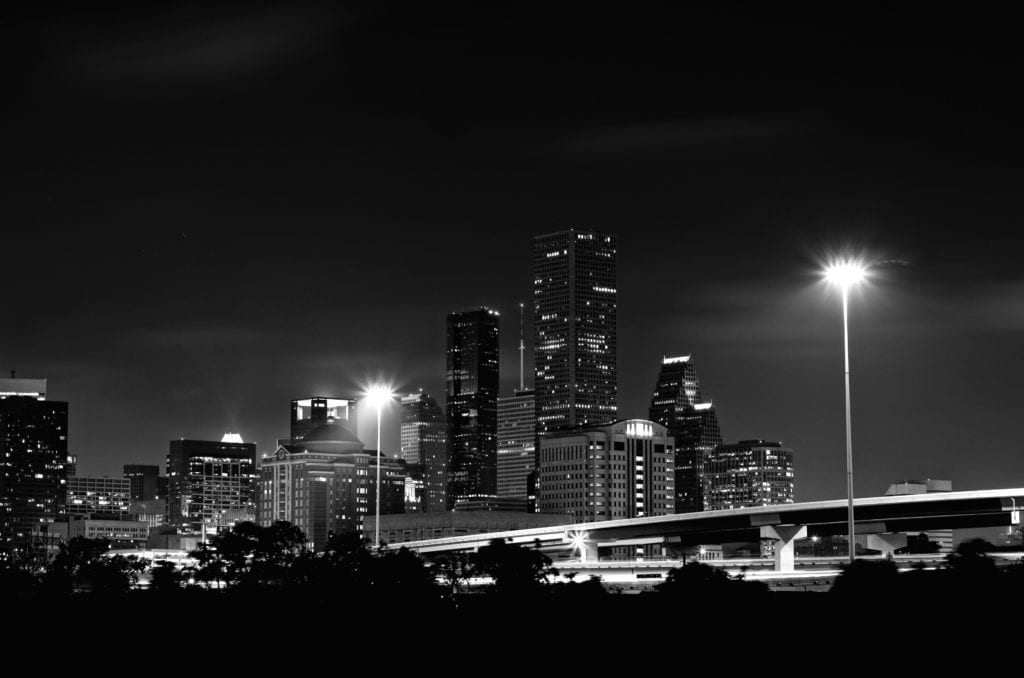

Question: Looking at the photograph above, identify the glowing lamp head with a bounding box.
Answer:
[824,261,867,288]
[364,385,395,410]
[567,530,590,562]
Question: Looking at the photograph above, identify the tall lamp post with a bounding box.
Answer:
[824,261,867,565]
[365,385,395,551]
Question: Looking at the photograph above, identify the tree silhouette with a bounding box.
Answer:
[373,546,441,598]
[472,538,557,594]
[188,521,309,588]
[149,560,184,592]
[657,561,767,597]
[830,559,899,596]
[41,537,146,594]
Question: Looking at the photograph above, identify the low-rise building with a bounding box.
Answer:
[703,440,794,511]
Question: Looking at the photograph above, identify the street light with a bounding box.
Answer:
[364,384,395,550]
[824,260,868,565]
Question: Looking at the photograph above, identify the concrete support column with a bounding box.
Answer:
[580,540,599,564]
[866,532,907,558]
[760,525,808,572]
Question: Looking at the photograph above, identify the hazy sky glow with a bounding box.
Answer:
[5,6,1022,501]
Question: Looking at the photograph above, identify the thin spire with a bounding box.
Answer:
[519,302,525,390]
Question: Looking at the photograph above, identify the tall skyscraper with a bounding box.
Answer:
[496,388,536,504]
[166,435,257,535]
[538,419,675,523]
[0,377,68,554]
[123,463,161,501]
[400,391,447,513]
[533,229,617,435]
[446,307,500,509]
[703,440,794,511]
[648,355,722,513]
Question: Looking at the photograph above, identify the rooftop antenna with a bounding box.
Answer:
[519,302,525,390]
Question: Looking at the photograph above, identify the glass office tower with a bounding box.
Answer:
[446,308,500,509]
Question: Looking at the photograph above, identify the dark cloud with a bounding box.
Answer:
[49,7,342,90]
[556,114,816,153]
[135,327,265,347]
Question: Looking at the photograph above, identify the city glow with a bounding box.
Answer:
[824,260,868,288]
[364,385,395,410]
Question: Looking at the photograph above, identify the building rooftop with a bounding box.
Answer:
[0,377,47,399]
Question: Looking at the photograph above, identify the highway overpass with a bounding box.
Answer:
[387,488,1024,572]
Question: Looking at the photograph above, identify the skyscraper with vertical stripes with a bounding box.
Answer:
[533,230,617,435]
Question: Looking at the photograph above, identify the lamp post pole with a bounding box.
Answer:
[375,401,382,551]
[841,282,856,565]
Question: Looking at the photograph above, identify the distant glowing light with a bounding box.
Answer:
[221,433,244,444]
[824,261,868,288]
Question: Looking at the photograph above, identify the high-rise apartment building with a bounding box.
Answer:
[0,377,68,553]
[538,419,675,523]
[496,388,536,504]
[400,391,447,513]
[123,463,161,501]
[648,355,722,513]
[166,435,258,535]
[446,308,500,509]
[703,440,794,511]
[533,229,617,434]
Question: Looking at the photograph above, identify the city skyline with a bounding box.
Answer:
[5,6,1023,506]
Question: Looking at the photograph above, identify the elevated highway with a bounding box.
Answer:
[388,488,1024,572]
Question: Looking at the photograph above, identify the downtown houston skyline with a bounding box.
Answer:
[4,7,1023,504]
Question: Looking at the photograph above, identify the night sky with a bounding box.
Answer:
[5,5,1023,502]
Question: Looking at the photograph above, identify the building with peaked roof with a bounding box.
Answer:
[648,355,722,513]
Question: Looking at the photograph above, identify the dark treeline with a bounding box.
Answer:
[3,522,1023,613]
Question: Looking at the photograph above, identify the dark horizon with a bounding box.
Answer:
[5,5,1023,502]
